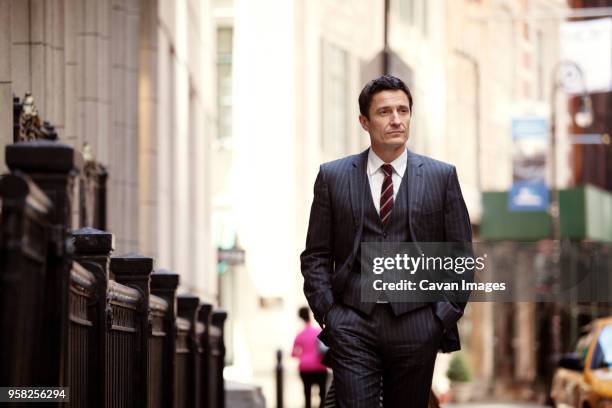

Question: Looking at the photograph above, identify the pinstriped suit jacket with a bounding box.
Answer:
[300,148,472,353]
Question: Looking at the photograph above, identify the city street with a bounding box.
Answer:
[0,1,610,407]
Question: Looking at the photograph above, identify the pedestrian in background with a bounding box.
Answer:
[292,306,328,408]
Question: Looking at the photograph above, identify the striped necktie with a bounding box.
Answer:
[380,164,394,227]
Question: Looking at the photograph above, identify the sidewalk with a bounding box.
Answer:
[226,381,266,408]
[243,369,551,408]
[252,367,329,408]
[444,403,549,408]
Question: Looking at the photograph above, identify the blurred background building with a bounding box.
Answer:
[0,0,218,301]
[1,0,611,406]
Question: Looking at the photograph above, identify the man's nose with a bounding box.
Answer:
[390,110,401,125]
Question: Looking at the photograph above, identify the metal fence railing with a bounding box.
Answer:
[0,106,228,407]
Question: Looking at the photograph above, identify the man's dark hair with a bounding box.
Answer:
[298,306,311,323]
[358,75,413,118]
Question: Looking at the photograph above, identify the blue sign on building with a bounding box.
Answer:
[509,116,549,212]
[508,181,549,212]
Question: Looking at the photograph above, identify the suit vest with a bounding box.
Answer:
[342,173,427,316]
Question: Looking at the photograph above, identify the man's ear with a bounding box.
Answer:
[359,115,370,132]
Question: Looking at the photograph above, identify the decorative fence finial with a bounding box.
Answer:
[18,93,43,141]
[83,142,94,163]
[14,93,59,142]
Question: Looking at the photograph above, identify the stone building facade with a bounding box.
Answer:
[0,0,218,301]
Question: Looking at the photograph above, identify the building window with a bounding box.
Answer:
[536,30,544,101]
[398,0,415,25]
[217,27,233,140]
[398,0,427,34]
[421,0,428,35]
[322,42,349,158]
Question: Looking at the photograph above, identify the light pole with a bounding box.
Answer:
[550,60,593,246]
[383,0,390,74]
[547,59,593,380]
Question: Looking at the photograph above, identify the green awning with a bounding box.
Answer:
[480,191,550,240]
[559,185,612,242]
[480,185,612,242]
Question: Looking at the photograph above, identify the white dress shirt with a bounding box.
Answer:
[366,148,408,214]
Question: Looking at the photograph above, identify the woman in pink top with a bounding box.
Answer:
[292,306,328,408]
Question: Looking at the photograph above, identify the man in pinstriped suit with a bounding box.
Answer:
[300,75,472,407]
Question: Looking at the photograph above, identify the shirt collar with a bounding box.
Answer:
[367,147,408,177]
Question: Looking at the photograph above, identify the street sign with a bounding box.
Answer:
[217,247,246,265]
[509,182,549,211]
[569,133,611,145]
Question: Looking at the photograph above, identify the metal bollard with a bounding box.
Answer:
[275,349,284,408]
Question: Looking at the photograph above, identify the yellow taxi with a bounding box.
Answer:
[551,317,612,408]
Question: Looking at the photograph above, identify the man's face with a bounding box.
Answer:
[359,90,411,150]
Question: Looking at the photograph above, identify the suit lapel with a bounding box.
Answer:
[406,150,424,241]
[348,148,369,234]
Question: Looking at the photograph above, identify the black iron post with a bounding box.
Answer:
[275,349,284,408]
